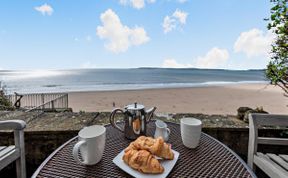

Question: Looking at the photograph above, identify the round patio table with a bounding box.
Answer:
[32,121,256,178]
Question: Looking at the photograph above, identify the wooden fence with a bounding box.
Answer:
[6,93,68,111]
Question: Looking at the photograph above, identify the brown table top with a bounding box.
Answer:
[32,121,256,178]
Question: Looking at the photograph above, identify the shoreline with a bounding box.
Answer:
[72,81,268,93]
[5,81,268,95]
[68,83,288,115]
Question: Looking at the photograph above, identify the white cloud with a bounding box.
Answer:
[194,47,229,68]
[131,0,145,9]
[162,9,188,33]
[73,36,92,42]
[119,0,155,9]
[34,4,53,16]
[173,9,188,24]
[178,0,188,3]
[81,61,97,69]
[162,47,229,69]
[162,59,192,68]
[163,16,176,33]
[234,28,274,58]
[96,9,150,53]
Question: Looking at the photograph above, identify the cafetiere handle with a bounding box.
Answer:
[110,108,124,133]
[146,107,157,122]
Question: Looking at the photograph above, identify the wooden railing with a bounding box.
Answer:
[6,93,68,111]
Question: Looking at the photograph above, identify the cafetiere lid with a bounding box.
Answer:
[126,102,144,110]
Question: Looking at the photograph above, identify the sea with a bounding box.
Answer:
[0,68,268,94]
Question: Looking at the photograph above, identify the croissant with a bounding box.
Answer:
[123,149,164,174]
[125,136,174,160]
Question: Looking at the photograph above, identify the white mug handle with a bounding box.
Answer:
[165,128,171,141]
[166,128,171,136]
[72,140,86,165]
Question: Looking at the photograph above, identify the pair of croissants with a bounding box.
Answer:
[122,136,174,174]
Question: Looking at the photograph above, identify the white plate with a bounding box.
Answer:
[113,149,179,178]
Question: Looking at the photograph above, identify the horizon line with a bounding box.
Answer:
[0,67,266,71]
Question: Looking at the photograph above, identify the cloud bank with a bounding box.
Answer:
[195,47,229,68]
[162,59,192,68]
[162,47,229,69]
[96,9,150,53]
[234,28,273,57]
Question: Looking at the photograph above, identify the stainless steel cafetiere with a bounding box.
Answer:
[109,103,156,140]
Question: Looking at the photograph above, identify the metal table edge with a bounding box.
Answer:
[31,136,78,178]
[31,120,257,178]
[202,130,257,178]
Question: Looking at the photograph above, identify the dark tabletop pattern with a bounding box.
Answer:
[34,121,255,178]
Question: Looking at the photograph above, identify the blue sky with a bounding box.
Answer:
[0,0,273,70]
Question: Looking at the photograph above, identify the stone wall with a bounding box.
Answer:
[0,131,78,178]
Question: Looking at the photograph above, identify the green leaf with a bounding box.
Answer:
[265,0,288,98]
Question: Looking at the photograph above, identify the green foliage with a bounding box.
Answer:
[79,110,86,114]
[280,130,288,137]
[266,0,288,96]
[0,95,13,110]
[0,82,13,111]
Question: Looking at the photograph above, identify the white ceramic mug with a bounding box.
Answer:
[73,125,106,165]
[180,118,202,148]
[154,120,170,141]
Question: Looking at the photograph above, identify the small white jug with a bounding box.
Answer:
[154,120,170,142]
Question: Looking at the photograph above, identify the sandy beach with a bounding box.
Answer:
[68,83,288,115]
